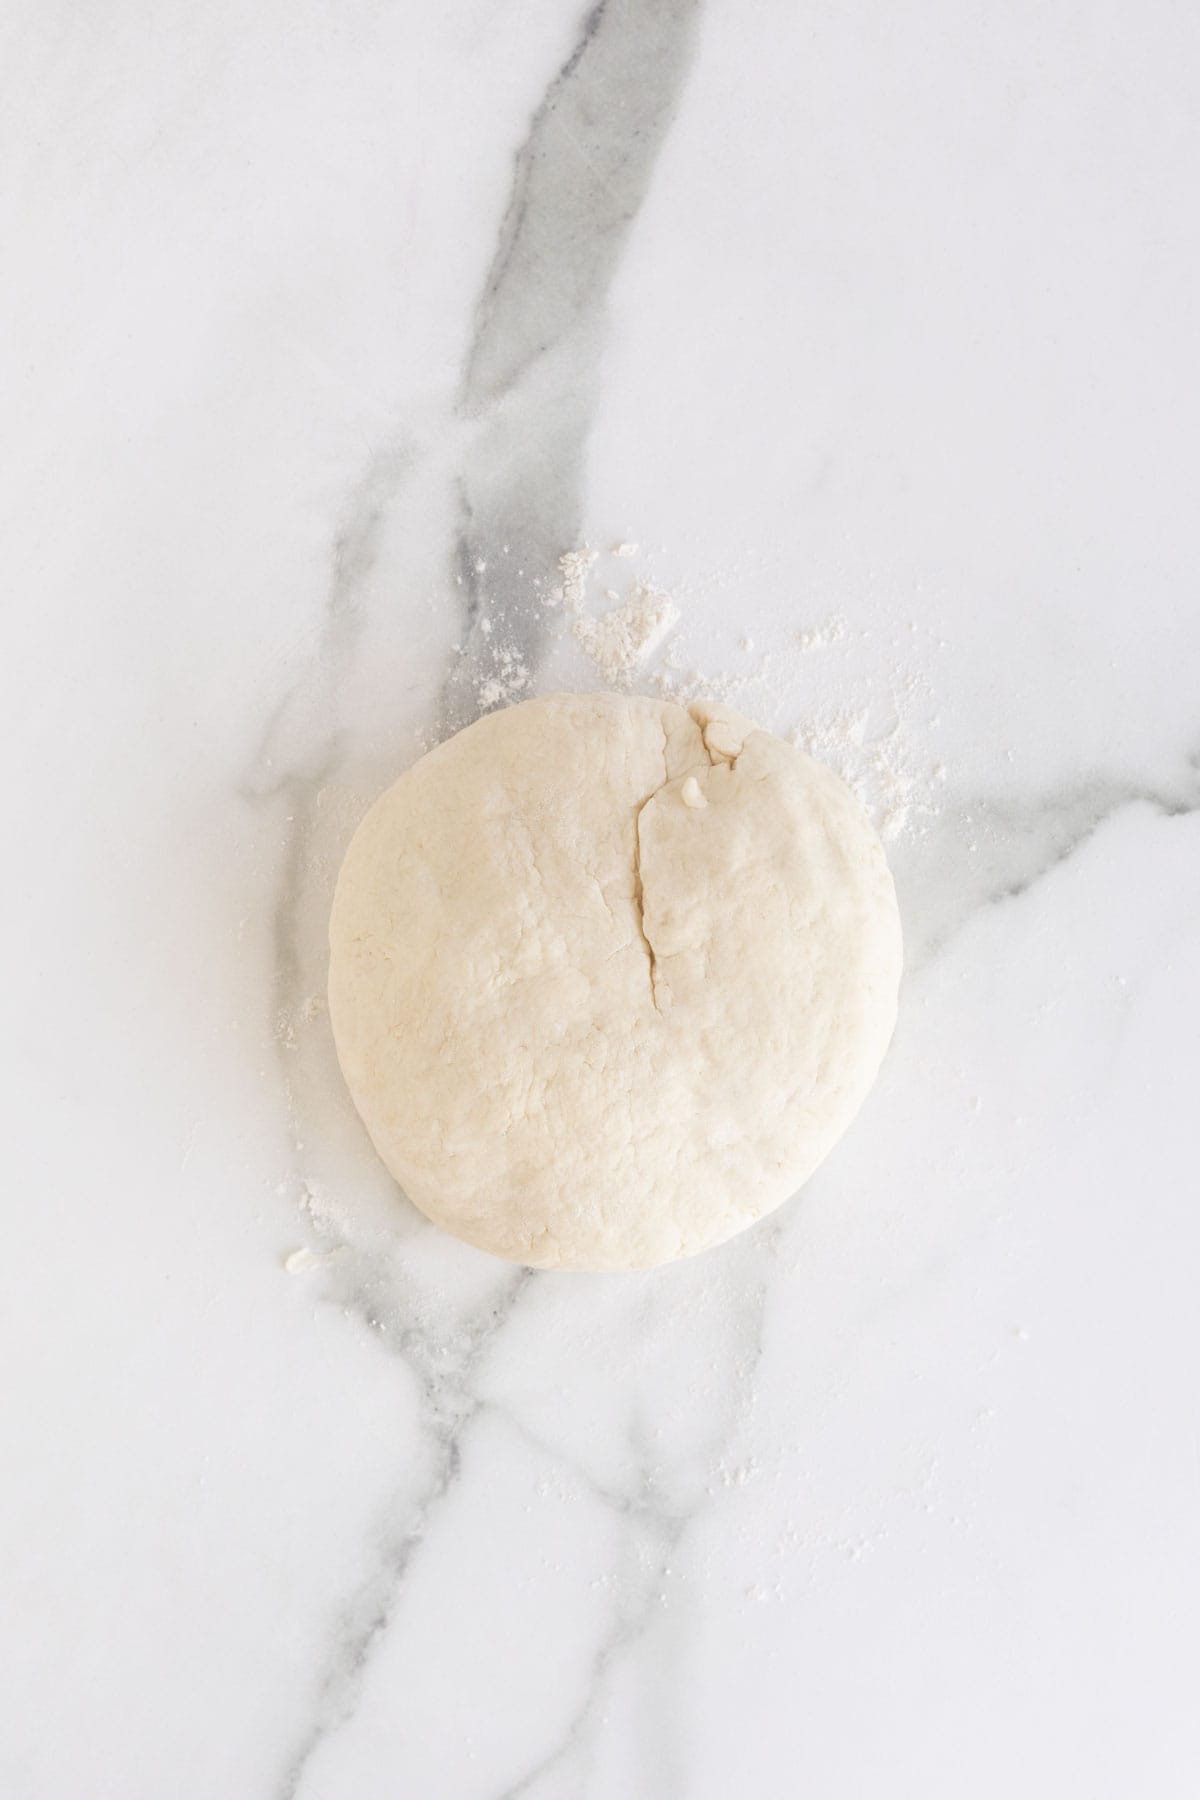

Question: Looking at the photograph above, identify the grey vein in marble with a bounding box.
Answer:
[439,0,702,734]
[261,5,704,1794]
[895,758,1200,973]
[244,441,416,809]
[495,1234,778,1800]
[498,1466,691,1800]
[276,1267,532,1800]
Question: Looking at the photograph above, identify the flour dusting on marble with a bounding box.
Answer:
[547,547,682,685]
[536,539,944,843]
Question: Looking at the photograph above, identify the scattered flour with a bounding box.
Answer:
[471,609,531,709]
[549,548,681,685]
[554,546,597,608]
[477,646,529,709]
[797,617,849,652]
[541,541,941,842]
[791,703,940,842]
[572,584,681,686]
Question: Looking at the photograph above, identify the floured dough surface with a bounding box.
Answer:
[328,692,902,1271]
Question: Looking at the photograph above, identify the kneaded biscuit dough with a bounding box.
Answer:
[328,692,902,1270]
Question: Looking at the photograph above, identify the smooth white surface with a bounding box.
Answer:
[3,3,1199,1796]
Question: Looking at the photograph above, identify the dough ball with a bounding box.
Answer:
[328,692,902,1271]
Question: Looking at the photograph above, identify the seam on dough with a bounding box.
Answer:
[632,794,661,1010]
[630,724,671,1011]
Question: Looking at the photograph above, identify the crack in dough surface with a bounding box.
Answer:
[328,692,902,1270]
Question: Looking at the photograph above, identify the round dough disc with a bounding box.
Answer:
[328,692,902,1271]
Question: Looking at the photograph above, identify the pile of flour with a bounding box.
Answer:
[543,544,943,844]
[548,544,681,685]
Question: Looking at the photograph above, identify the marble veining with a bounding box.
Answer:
[443,0,701,735]
[6,2,1200,1795]
[898,761,1200,973]
[265,6,707,1791]
[276,1266,532,1799]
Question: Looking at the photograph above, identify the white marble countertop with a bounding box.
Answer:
[5,4,1200,1796]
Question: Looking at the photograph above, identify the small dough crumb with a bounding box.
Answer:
[681,775,706,809]
[702,717,744,762]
